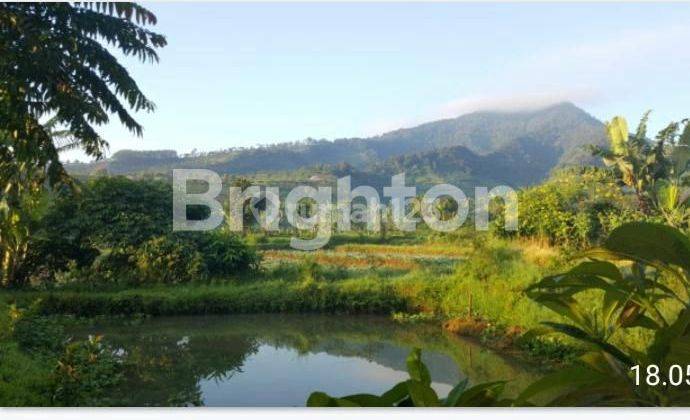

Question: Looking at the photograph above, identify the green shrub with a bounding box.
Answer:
[135,236,207,284]
[5,301,65,354]
[298,255,324,283]
[492,167,634,248]
[50,335,123,406]
[54,248,138,288]
[13,315,65,355]
[191,231,261,276]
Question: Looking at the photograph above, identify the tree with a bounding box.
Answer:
[0,3,166,179]
[655,119,690,228]
[0,3,165,286]
[79,176,172,250]
[592,113,668,214]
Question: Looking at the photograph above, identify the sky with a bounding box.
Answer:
[63,2,690,162]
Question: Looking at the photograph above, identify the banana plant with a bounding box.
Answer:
[521,222,690,406]
[654,120,690,229]
[593,114,690,228]
[591,113,670,215]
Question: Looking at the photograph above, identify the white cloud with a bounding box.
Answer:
[361,88,603,137]
[437,89,602,119]
[364,21,690,134]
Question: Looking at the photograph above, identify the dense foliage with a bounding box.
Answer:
[2,176,259,288]
[493,115,690,249]
[0,302,124,406]
[0,2,165,287]
[592,114,690,229]
[134,236,207,284]
[308,222,690,406]
[79,177,172,248]
[493,167,643,248]
[519,222,690,405]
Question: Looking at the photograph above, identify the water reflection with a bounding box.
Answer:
[70,314,541,406]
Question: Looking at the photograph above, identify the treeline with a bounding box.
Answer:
[3,177,259,289]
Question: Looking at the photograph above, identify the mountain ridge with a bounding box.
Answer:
[66,102,608,187]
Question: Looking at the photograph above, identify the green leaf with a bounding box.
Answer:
[340,394,384,407]
[607,116,629,155]
[525,261,625,301]
[623,313,661,330]
[541,322,634,366]
[635,111,651,140]
[568,260,624,282]
[528,294,590,327]
[306,392,337,407]
[517,365,607,404]
[406,380,440,407]
[450,381,508,407]
[379,381,410,406]
[649,306,690,363]
[443,378,469,407]
[602,222,690,273]
[406,348,431,385]
[306,392,364,407]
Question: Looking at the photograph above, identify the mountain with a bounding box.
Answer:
[65,102,607,187]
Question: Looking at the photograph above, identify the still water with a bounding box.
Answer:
[71,314,541,406]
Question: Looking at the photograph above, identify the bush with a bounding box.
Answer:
[191,231,261,276]
[50,335,123,406]
[492,167,635,249]
[52,232,261,288]
[13,316,65,355]
[54,248,138,288]
[6,302,64,355]
[135,236,207,284]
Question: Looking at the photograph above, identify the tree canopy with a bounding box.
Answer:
[0,2,166,186]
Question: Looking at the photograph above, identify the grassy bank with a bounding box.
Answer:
[4,278,406,317]
[0,233,563,331]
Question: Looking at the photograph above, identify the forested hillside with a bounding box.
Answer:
[66,102,607,187]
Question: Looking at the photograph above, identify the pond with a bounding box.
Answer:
[70,314,542,406]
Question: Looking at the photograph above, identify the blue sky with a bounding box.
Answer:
[64,2,690,162]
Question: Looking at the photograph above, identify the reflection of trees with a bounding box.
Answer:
[87,329,259,406]
[72,315,542,405]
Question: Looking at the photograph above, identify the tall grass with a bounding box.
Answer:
[389,235,563,329]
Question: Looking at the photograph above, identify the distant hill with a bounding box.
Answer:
[66,102,607,187]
